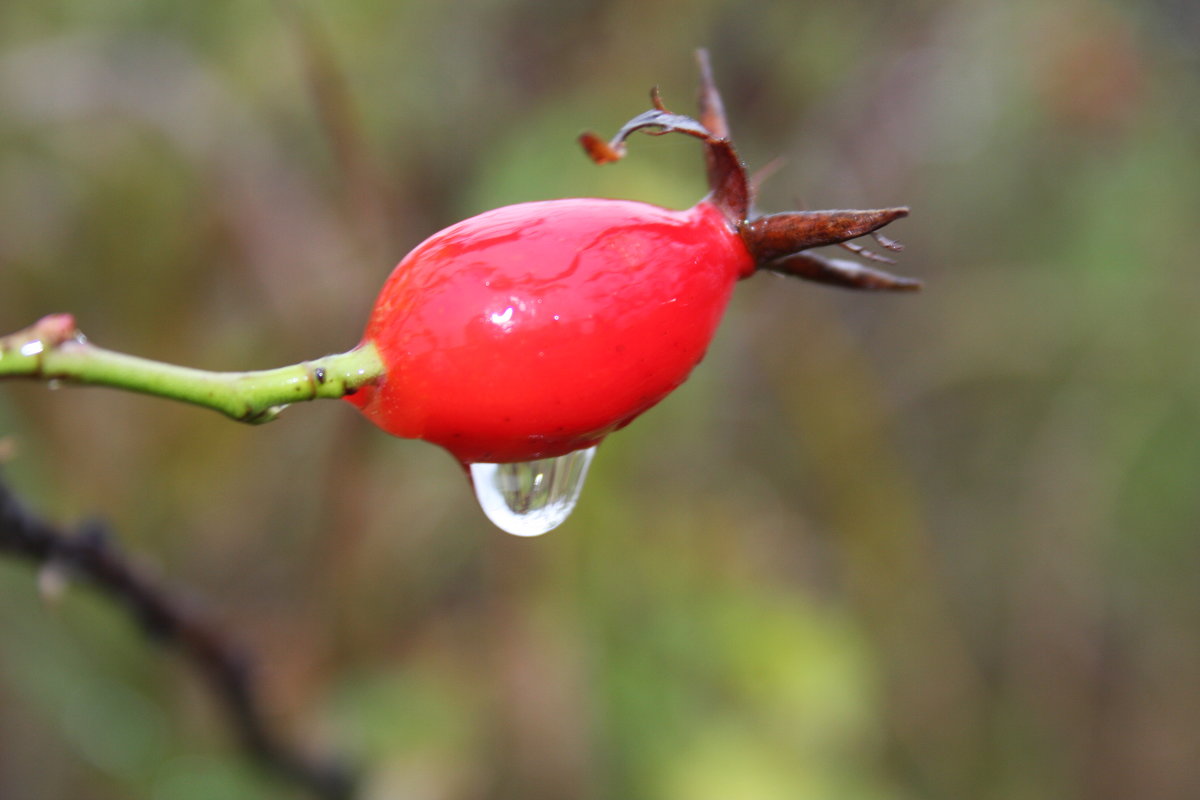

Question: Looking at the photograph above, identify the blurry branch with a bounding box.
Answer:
[0,314,382,424]
[0,475,358,800]
[275,0,395,258]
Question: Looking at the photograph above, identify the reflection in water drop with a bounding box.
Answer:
[469,445,597,536]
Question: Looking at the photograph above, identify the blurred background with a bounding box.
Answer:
[1,0,1198,798]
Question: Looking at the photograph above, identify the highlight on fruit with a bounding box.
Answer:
[0,50,918,536]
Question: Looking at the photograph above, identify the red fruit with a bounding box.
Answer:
[347,52,917,465]
[346,198,753,463]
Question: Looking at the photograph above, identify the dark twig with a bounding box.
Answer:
[0,476,358,800]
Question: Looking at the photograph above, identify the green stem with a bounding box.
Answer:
[0,314,383,424]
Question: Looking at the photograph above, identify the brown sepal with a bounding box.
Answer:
[579,50,919,292]
[741,208,910,263]
[579,50,750,223]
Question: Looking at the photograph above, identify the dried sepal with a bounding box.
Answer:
[741,208,910,263]
[579,50,750,223]
[580,50,920,292]
[766,250,921,292]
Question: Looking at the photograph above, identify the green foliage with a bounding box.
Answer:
[3,0,1200,798]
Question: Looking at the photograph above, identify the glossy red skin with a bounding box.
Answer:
[346,197,755,464]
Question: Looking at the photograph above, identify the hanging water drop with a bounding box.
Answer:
[469,445,597,536]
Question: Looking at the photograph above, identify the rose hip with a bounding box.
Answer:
[347,51,917,467]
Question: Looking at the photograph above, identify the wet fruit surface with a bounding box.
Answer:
[346,197,755,464]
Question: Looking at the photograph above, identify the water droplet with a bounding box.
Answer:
[469,445,597,536]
